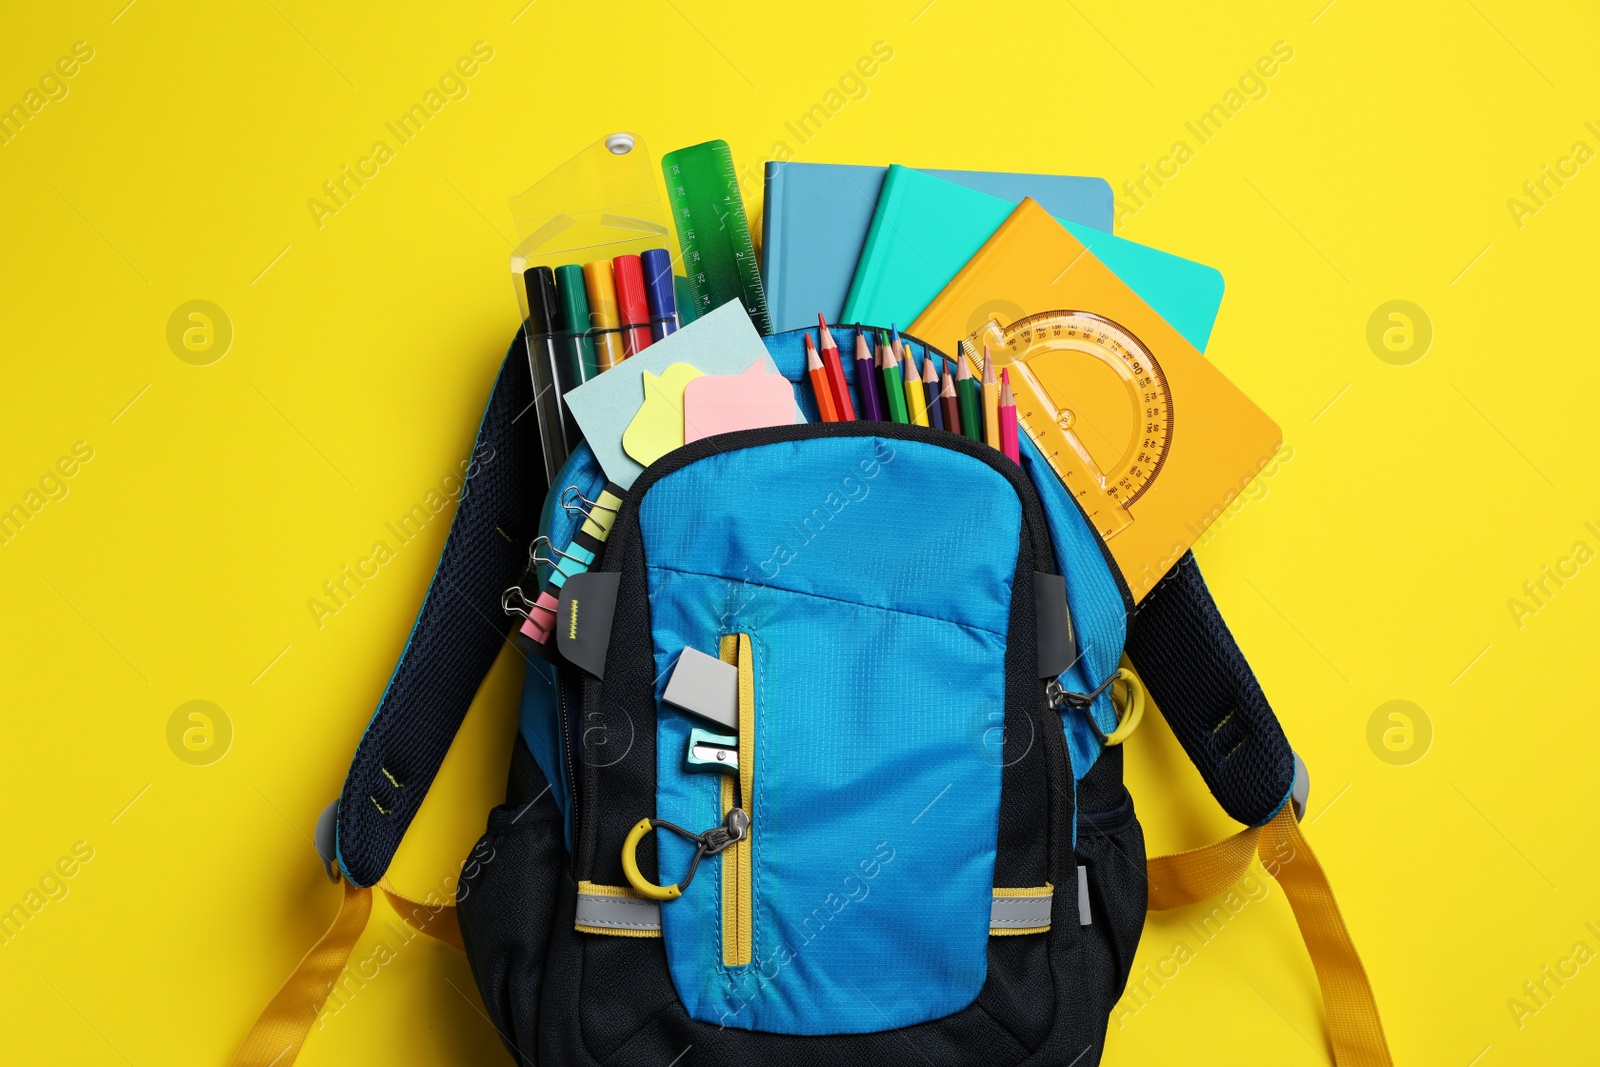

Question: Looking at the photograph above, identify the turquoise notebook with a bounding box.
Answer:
[842,166,1225,352]
[761,162,1112,333]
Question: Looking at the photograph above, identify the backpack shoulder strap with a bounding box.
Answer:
[1124,551,1298,826]
[1124,553,1392,1065]
[1146,806,1393,1065]
[335,335,546,888]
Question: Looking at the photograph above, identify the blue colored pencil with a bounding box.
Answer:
[921,353,944,431]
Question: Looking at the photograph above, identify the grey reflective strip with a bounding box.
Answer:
[1078,865,1092,926]
[575,891,661,933]
[581,887,1059,934]
[990,890,1053,931]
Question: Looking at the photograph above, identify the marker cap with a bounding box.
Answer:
[640,248,677,329]
[523,266,559,335]
[553,263,591,332]
[582,261,620,329]
[612,254,650,328]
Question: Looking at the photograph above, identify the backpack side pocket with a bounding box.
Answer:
[1072,748,1147,1047]
[458,736,565,1066]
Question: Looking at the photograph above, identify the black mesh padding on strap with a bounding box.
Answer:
[336,334,545,887]
[1124,552,1296,826]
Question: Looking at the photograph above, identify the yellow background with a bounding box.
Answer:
[3,1,1597,1063]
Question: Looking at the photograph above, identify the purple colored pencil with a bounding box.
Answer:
[853,327,884,421]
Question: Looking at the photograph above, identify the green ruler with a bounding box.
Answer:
[662,140,772,335]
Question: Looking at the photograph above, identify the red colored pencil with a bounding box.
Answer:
[999,368,1020,464]
[816,315,857,421]
[805,333,839,422]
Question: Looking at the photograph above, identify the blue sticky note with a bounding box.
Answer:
[564,301,794,488]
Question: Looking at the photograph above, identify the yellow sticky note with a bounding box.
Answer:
[622,362,704,467]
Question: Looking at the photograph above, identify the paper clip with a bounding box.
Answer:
[530,535,585,569]
[530,536,596,589]
[501,586,535,620]
[561,484,625,540]
[560,485,619,520]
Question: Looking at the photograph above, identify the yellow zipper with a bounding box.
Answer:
[716,634,755,966]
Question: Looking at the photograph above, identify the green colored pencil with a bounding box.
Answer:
[956,343,983,442]
[879,330,908,424]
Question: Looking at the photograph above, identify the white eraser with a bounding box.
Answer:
[662,646,738,730]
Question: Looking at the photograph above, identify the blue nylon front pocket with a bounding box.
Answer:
[637,433,1024,1035]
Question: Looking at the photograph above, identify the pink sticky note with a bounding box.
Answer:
[682,360,801,443]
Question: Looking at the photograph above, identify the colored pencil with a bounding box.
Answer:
[854,328,883,421]
[981,346,1000,450]
[956,343,983,442]
[890,323,903,363]
[879,330,909,424]
[816,315,856,421]
[940,368,962,434]
[922,356,944,432]
[805,333,839,423]
[999,368,1020,463]
[902,347,928,426]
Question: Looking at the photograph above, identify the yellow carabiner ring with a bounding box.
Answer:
[621,818,682,900]
[1102,667,1146,746]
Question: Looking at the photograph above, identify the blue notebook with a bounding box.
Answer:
[761,162,1113,333]
[845,166,1225,352]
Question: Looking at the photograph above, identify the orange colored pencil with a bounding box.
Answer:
[805,333,839,422]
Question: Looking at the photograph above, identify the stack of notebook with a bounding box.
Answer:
[756,159,1277,602]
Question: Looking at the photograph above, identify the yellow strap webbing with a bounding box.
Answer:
[380,881,463,951]
[231,879,461,1066]
[230,878,372,1067]
[1147,807,1393,1066]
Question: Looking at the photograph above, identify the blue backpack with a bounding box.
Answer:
[235,325,1392,1066]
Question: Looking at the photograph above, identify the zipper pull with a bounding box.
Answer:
[1047,671,1117,712]
[1046,677,1090,711]
[700,807,749,854]
[1049,669,1148,746]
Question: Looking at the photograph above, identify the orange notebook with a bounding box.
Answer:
[910,198,1281,602]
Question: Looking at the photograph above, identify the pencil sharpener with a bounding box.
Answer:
[685,728,738,775]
